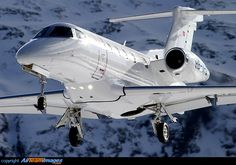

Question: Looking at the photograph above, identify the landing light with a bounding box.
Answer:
[79,86,84,90]
[88,85,93,90]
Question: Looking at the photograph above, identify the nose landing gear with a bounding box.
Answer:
[34,76,47,113]
[37,96,47,112]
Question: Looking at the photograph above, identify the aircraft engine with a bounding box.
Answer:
[165,47,186,70]
[163,47,210,83]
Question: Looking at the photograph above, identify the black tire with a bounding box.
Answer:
[37,96,47,110]
[156,122,169,143]
[69,127,83,147]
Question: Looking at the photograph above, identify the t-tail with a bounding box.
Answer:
[110,6,236,84]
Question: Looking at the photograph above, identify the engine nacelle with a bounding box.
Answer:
[164,47,210,83]
[165,47,186,70]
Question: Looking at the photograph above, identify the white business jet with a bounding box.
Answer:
[1,6,236,147]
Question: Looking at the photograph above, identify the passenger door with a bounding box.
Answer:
[91,49,108,80]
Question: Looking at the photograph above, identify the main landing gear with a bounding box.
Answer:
[146,103,177,143]
[56,108,83,147]
[34,77,47,113]
[151,115,170,143]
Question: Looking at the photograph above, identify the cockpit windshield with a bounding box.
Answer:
[34,26,73,38]
[34,26,50,38]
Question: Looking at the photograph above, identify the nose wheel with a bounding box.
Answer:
[37,96,47,112]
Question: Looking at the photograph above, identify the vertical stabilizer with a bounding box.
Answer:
[165,7,203,52]
[109,6,236,53]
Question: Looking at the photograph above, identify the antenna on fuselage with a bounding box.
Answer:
[123,40,127,46]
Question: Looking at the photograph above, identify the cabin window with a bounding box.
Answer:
[114,47,120,56]
[121,49,128,59]
[127,52,135,63]
[106,43,112,51]
[131,53,137,63]
[98,38,107,47]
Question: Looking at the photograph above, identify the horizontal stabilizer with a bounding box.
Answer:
[182,10,236,16]
[109,8,236,23]
[109,12,172,23]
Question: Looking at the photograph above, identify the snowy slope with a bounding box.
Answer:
[0,0,236,157]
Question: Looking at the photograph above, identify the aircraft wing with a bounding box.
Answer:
[0,90,67,115]
[1,86,236,118]
[124,86,236,114]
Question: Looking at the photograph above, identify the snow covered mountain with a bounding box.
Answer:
[0,0,236,157]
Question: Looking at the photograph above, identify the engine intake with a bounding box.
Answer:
[165,48,185,70]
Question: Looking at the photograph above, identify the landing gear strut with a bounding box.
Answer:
[56,108,83,147]
[148,104,177,144]
[34,76,47,113]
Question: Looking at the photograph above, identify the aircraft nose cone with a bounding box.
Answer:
[16,40,36,65]
[16,46,27,65]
